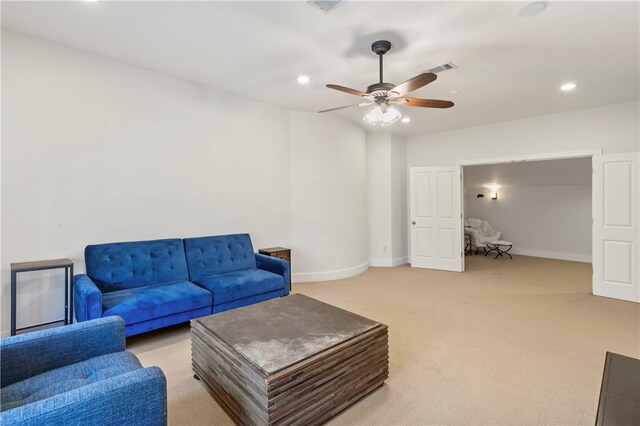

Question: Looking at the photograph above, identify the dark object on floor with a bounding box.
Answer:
[10,258,74,336]
[596,352,640,426]
[191,294,389,425]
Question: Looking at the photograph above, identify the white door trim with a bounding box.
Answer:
[456,149,602,167]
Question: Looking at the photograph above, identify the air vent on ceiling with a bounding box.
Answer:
[308,0,344,13]
[428,62,457,74]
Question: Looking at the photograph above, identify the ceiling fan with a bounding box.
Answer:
[319,40,454,126]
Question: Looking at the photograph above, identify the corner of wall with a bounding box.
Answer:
[366,131,409,266]
[290,111,368,282]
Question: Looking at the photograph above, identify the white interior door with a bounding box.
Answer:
[593,152,639,302]
[410,166,462,271]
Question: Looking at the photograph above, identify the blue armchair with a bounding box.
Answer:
[0,317,167,426]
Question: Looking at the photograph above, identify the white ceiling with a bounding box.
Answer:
[2,1,638,136]
[464,157,592,188]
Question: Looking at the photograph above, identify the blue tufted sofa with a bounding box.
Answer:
[0,317,167,426]
[74,234,290,336]
[183,235,290,313]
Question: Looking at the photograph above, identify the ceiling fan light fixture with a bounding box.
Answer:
[363,105,384,125]
[381,107,402,126]
[363,105,402,126]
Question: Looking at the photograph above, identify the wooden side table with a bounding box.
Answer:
[258,247,291,291]
[258,247,291,262]
[10,258,74,336]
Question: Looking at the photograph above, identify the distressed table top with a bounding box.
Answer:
[194,294,381,374]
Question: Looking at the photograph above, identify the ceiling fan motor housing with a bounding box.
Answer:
[371,40,391,55]
[366,82,395,96]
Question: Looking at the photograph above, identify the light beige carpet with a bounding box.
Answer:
[127,255,640,425]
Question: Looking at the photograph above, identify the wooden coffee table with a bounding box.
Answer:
[191,294,389,425]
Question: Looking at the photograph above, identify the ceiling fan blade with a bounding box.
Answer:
[397,97,454,108]
[326,84,369,97]
[388,73,437,97]
[318,102,372,113]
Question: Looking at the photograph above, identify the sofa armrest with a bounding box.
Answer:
[256,253,290,294]
[1,317,125,387]
[0,367,167,426]
[74,274,103,322]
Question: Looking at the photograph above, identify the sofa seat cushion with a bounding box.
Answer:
[102,281,212,325]
[0,351,141,412]
[194,269,284,305]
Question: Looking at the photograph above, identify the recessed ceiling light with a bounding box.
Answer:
[518,1,548,17]
[449,89,460,95]
[401,117,411,123]
[560,82,577,91]
[296,75,310,84]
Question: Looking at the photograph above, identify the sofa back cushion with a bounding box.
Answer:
[85,239,189,292]
[184,234,257,280]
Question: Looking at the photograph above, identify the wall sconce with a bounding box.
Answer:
[491,192,498,200]
[477,194,484,198]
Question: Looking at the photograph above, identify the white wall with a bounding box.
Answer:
[1,31,292,332]
[367,133,392,263]
[465,185,592,262]
[366,132,408,266]
[290,111,368,282]
[408,101,640,167]
[390,133,408,262]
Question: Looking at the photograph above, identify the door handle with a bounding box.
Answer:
[411,221,416,225]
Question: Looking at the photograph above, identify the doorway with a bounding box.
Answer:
[408,150,639,303]
[463,157,592,264]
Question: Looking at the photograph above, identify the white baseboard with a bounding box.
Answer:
[510,248,592,263]
[293,260,370,283]
[370,257,409,267]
